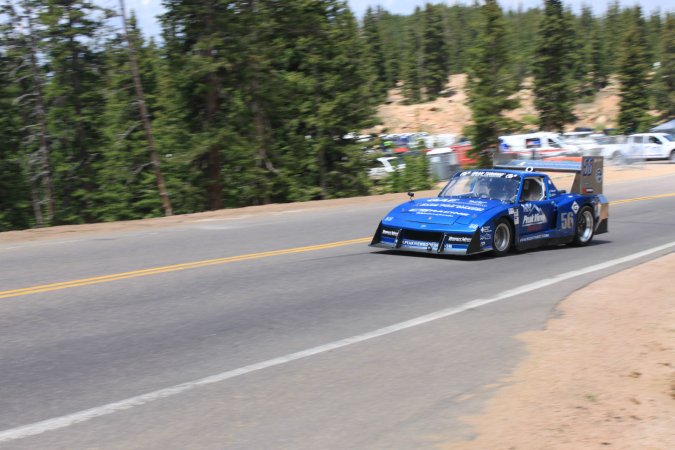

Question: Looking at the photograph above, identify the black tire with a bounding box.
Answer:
[611,151,625,165]
[571,206,595,246]
[669,150,675,163]
[492,219,513,257]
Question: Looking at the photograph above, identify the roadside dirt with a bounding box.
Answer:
[444,253,675,450]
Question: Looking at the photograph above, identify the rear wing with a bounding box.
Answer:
[494,157,604,195]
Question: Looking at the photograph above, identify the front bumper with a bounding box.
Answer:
[369,223,485,255]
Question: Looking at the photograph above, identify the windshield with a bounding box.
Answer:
[440,172,520,202]
[663,134,675,142]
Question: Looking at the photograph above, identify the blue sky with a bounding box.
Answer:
[99,0,669,39]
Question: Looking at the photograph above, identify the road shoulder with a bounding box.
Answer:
[445,252,675,450]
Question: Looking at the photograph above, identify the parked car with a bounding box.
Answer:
[368,156,406,179]
[579,135,628,163]
[625,133,675,162]
[499,132,581,158]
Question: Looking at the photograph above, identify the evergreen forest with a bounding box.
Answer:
[0,0,672,231]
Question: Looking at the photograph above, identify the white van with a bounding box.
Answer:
[498,132,580,158]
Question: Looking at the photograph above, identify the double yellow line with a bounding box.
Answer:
[2,192,675,300]
[610,192,675,205]
[0,237,370,300]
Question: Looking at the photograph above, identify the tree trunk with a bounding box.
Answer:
[203,5,222,211]
[25,3,56,225]
[119,0,173,216]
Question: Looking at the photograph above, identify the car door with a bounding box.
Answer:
[517,176,555,237]
[644,135,662,158]
[628,135,644,160]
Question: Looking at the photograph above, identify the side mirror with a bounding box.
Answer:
[408,191,415,201]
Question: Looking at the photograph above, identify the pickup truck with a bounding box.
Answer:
[625,133,675,162]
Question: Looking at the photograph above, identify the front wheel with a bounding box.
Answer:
[492,219,513,257]
[571,206,595,246]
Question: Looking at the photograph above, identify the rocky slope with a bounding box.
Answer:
[366,74,621,136]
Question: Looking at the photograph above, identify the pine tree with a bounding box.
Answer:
[506,6,543,83]
[617,8,653,134]
[362,6,388,100]
[533,0,576,131]
[571,6,595,98]
[466,0,518,167]
[652,13,674,118]
[118,0,172,216]
[41,0,110,224]
[589,21,609,91]
[161,0,245,211]
[421,3,449,99]
[603,0,623,75]
[278,1,376,199]
[0,46,32,230]
[402,8,423,103]
[99,13,171,221]
[1,0,57,226]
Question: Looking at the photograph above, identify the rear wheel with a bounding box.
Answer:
[572,206,595,246]
[669,150,675,163]
[611,151,625,165]
[492,219,513,257]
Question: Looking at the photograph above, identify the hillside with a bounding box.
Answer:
[366,74,621,137]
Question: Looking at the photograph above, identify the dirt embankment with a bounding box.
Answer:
[445,253,675,450]
[366,74,622,135]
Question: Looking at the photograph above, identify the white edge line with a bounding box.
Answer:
[1,240,674,443]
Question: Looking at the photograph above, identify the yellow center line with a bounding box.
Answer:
[609,192,675,205]
[0,237,370,299]
[2,191,675,300]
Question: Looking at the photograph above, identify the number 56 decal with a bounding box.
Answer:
[561,211,575,230]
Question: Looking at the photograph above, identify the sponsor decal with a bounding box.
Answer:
[407,208,471,218]
[520,233,551,242]
[561,212,575,230]
[571,201,580,213]
[522,203,547,226]
[508,207,520,225]
[450,204,485,212]
[582,158,593,176]
[458,171,519,179]
[595,168,603,184]
[480,225,493,242]
[402,239,438,250]
[446,235,472,244]
[382,229,398,237]
[469,224,479,230]
[384,216,394,222]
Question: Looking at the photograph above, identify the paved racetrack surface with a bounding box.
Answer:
[1,165,674,449]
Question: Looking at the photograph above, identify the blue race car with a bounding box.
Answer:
[370,157,609,256]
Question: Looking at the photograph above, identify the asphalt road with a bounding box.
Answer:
[1,171,675,449]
